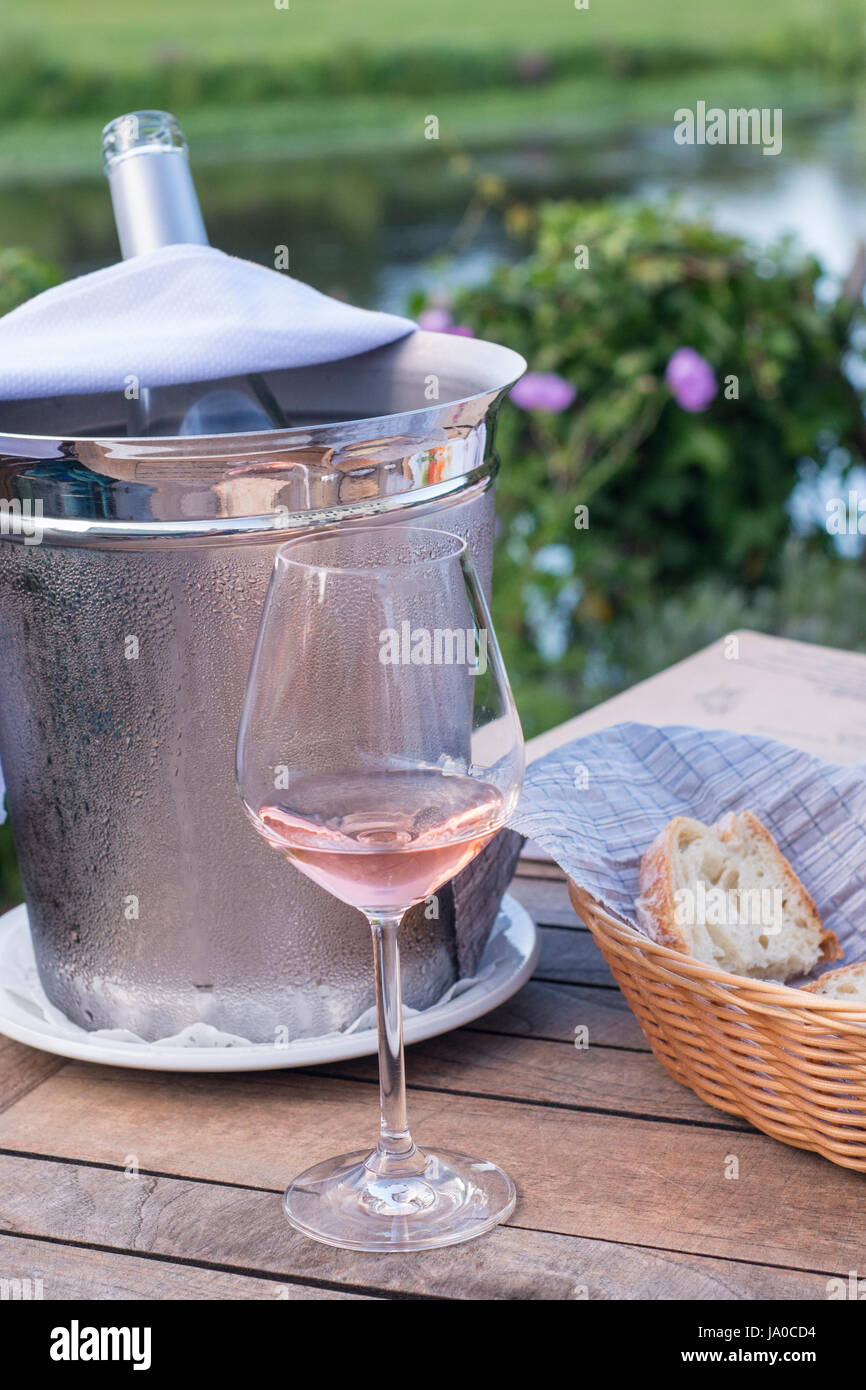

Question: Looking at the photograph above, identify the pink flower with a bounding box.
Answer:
[418,307,475,338]
[665,348,717,412]
[510,371,576,413]
[418,307,454,333]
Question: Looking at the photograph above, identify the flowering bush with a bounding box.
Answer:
[412,199,866,732]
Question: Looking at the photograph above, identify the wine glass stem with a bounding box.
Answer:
[367,912,421,1176]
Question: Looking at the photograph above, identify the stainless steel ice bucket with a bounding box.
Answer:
[0,331,526,1041]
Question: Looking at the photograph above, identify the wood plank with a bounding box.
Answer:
[467,979,649,1050]
[0,1154,833,1301]
[0,1063,862,1274]
[510,874,583,929]
[536,924,614,986]
[0,1232,374,1300]
[0,1035,66,1114]
[512,860,621,986]
[316,1026,742,1128]
[514,857,566,881]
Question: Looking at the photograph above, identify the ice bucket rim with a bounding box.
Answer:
[0,334,527,448]
[0,460,496,548]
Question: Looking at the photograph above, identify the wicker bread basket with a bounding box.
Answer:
[568,879,866,1172]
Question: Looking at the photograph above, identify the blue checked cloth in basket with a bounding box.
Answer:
[509,722,866,972]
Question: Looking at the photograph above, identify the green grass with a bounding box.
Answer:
[0,66,852,186]
[1,0,862,178]
[2,0,859,70]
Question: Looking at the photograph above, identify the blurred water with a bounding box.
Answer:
[1,115,862,306]
[636,114,866,289]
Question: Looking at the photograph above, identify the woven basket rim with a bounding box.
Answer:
[567,877,866,1021]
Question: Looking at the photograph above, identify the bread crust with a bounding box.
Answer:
[634,817,695,952]
[802,962,866,996]
[635,809,842,965]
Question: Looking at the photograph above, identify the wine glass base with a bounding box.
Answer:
[283,1147,516,1253]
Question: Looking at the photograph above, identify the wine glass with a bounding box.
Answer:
[237,523,524,1252]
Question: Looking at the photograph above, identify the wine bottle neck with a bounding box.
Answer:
[102,111,209,259]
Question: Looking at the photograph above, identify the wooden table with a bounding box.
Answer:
[2,631,865,1301]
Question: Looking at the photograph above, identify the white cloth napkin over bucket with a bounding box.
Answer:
[0,243,416,399]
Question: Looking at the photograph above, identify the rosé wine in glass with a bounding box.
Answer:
[255,769,504,913]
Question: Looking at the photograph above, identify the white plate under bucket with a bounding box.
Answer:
[0,895,538,1073]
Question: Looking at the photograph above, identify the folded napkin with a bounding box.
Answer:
[0,243,416,399]
[511,722,866,971]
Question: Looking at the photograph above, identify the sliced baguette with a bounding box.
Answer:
[801,962,866,1000]
[635,810,840,981]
